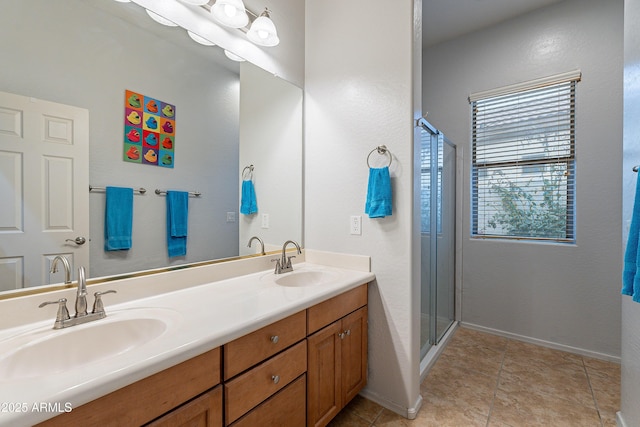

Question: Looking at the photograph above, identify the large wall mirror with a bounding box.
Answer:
[0,0,303,292]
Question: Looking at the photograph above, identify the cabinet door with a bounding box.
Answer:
[340,306,368,406]
[145,386,222,427]
[307,321,341,427]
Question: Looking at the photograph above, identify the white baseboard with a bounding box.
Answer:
[358,389,423,420]
[461,322,621,363]
[617,411,626,427]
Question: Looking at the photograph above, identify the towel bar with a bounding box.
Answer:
[155,189,201,197]
[89,185,146,194]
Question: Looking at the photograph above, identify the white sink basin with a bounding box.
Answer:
[0,308,179,381]
[274,270,337,287]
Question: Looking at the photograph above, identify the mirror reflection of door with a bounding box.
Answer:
[0,91,89,290]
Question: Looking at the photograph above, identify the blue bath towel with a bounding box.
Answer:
[240,180,258,215]
[365,166,392,218]
[166,190,188,257]
[623,173,640,302]
[104,186,133,251]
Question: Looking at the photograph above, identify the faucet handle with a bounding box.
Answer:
[92,290,117,315]
[39,298,71,328]
[285,255,296,268]
[272,258,282,274]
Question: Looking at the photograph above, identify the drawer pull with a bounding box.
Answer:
[270,335,279,344]
[272,375,280,384]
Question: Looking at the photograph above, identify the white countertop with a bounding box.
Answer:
[0,261,374,426]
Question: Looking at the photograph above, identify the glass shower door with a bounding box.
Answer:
[419,121,456,359]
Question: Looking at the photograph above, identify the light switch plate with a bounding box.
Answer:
[261,213,270,229]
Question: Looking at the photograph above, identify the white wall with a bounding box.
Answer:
[0,0,240,278]
[621,0,640,424]
[239,62,303,254]
[305,0,423,417]
[423,0,623,358]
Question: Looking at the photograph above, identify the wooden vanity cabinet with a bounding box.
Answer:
[307,286,368,427]
[34,283,369,427]
[36,347,222,427]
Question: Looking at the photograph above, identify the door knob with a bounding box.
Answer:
[66,237,86,245]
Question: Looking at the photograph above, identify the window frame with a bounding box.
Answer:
[469,71,580,243]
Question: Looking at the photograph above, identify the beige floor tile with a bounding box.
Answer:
[498,361,594,407]
[600,410,618,427]
[328,408,372,427]
[343,395,385,424]
[421,364,496,417]
[504,340,583,367]
[438,338,505,377]
[453,327,509,351]
[490,388,602,427]
[585,362,621,414]
[373,404,487,427]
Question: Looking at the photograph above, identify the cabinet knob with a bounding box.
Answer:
[270,335,279,344]
[338,332,345,340]
[272,375,280,384]
[344,329,351,336]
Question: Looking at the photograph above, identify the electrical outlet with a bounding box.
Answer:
[350,215,362,235]
[226,212,236,223]
[261,213,270,229]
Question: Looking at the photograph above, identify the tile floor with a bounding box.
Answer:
[329,327,621,427]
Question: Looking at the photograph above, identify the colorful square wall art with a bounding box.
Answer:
[123,90,175,168]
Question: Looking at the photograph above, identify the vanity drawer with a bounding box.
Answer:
[224,310,306,379]
[231,374,306,427]
[307,284,368,334]
[224,340,307,425]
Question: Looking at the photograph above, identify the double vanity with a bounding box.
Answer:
[0,250,374,427]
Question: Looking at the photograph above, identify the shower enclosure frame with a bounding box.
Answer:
[417,118,457,362]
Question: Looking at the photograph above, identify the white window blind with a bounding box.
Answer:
[470,75,578,242]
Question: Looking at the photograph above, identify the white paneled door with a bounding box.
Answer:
[0,91,89,291]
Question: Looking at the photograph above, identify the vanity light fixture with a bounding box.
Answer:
[180,0,209,5]
[246,8,279,47]
[211,0,249,29]
[145,9,179,27]
[187,30,216,46]
[224,50,246,62]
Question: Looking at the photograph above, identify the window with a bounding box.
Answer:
[470,72,579,242]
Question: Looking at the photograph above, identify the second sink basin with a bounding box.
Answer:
[0,308,180,381]
[274,269,337,287]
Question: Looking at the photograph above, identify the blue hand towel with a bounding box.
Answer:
[365,166,392,218]
[240,179,258,215]
[623,173,640,302]
[166,190,188,257]
[104,186,133,251]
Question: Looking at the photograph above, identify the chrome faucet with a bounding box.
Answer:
[247,236,265,255]
[50,255,72,284]
[39,266,117,329]
[273,240,301,274]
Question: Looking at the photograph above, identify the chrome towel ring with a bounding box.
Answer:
[367,145,392,168]
[242,164,254,180]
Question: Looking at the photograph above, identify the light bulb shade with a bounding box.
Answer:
[187,31,215,46]
[211,0,249,28]
[181,0,209,4]
[224,50,245,61]
[247,12,279,46]
[146,9,178,26]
